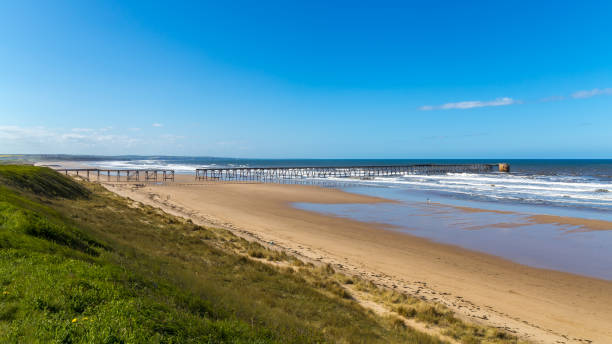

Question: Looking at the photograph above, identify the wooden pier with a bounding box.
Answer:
[57,169,175,182]
[195,163,505,181]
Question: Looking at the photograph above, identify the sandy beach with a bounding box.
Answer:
[96,175,612,344]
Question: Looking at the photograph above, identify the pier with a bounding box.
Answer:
[195,163,505,181]
[57,169,175,182]
[56,163,509,183]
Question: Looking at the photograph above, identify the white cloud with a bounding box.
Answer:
[0,125,186,154]
[420,97,518,111]
[0,125,141,147]
[152,123,163,127]
[571,88,612,99]
[71,128,95,133]
[0,126,53,141]
[61,133,88,140]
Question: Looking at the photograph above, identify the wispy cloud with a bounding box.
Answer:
[0,125,142,146]
[571,88,612,99]
[423,86,612,110]
[71,128,95,133]
[0,126,53,141]
[152,123,163,127]
[0,125,186,154]
[419,97,518,111]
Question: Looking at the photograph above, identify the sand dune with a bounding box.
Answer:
[103,179,612,343]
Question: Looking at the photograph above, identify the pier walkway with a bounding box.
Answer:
[195,163,506,181]
[56,163,509,183]
[57,169,175,182]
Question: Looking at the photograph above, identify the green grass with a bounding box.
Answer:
[0,250,275,343]
[0,165,444,343]
[0,165,89,199]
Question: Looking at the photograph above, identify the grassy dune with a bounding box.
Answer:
[0,166,443,343]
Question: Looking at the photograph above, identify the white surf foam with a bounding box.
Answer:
[324,172,612,209]
[86,160,206,173]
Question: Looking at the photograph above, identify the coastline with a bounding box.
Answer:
[99,177,612,343]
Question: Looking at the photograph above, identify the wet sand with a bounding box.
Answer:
[447,204,612,231]
[528,214,612,231]
[96,176,612,344]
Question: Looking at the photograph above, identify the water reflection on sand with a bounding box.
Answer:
[294,186,612,280]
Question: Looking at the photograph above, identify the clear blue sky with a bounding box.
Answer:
[1,1,611,158]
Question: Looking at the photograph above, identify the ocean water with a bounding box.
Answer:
[41,156,612,213]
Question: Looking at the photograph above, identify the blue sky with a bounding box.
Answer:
[1,1,611,158]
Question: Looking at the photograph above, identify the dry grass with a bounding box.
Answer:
[349,276,524,343]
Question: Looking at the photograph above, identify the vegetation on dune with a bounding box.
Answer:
[0,250,276,343]
[0,184,273,342]
[0,165,89,199]
[350,279,522,343]
[0,165,448,343]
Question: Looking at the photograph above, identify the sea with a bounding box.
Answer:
[36,155,612,213]
[24,155,612,279]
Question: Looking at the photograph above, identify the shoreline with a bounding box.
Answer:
[99,178,612,343]
[52,164,612,232]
